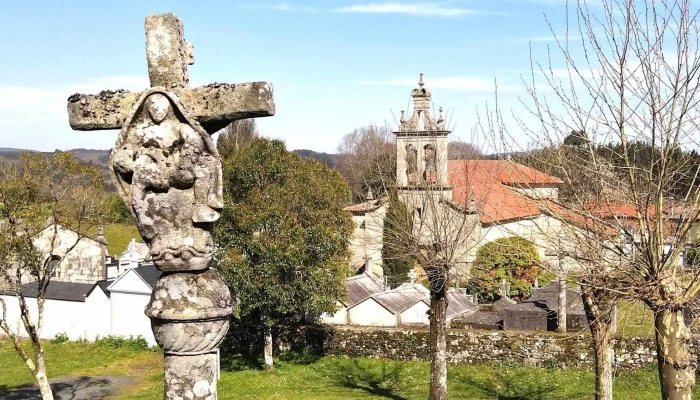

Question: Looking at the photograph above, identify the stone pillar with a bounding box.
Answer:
[146,270,232,400]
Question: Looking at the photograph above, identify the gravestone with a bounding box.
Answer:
[65,13,275,399]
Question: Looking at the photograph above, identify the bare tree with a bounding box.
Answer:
[216,119,259,160]
[336,124,395,202]
[361,142,482,399]
[480,0,700,398]
[0,152,107,400]
[448,138,484,160]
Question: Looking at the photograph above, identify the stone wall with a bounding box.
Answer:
[281,325,674,370]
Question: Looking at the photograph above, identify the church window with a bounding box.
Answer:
[46,255,62,278]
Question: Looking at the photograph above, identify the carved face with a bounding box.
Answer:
[185,41,195,66]
[147,93,170,124]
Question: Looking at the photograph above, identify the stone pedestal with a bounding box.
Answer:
[164,352,218,400]
[146,269,233,400]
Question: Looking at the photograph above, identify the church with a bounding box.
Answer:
[345,74,569,281]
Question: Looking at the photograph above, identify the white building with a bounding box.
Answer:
[1,259,161,346]
[312,273,385,325]
[345,280,477,327]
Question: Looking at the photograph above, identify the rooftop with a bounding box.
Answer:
[449,159,562,224]
[346,273,385,307]
[5,280,95,302]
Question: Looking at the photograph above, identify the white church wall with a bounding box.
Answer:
[509,187,559,200]
[0,295,87,341]
[33,226,106,284]
[348,299,396,327]
[399,301,430,325]
[476,215,563,261]
[348,205,387,276]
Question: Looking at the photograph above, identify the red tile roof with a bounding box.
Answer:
[343,198,388,213]
[448,160,561,224]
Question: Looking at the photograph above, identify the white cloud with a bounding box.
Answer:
[0,76,150,151]
[356,76,519,92]
[239,3,319,12]
[0,76,148,125]
[334,2,479,17]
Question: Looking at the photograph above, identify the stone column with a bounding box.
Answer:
[146,270,232,400]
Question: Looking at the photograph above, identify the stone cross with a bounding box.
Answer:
[65,14,275,400]
[407,269,418,284]
[499,279,511,299]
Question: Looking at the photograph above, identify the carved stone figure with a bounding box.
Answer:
[406,144,418,185]
[111,88,223,271]
[424,144,437,184]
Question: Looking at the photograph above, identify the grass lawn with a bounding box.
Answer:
[0,340,671,399]
[616,300,656,337]
[85,223,141,256]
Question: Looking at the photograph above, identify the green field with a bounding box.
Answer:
[85,223,141,256]
[0,340,670,399]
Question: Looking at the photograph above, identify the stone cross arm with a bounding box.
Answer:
[67,81,274,133]
[66,13,274,134]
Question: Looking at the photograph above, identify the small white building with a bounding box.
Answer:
[100,264,161,345]
[312,273,385,325]
[1,263,162,346]
[1,281,94,340]
[345,281,478,328]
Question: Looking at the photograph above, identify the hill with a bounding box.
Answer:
[0,148,114,191]
[2,147,343,190]
[292,149,340,168]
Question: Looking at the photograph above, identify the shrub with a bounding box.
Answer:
[94,335,155,351]
[466,236,542,302]
[51,332,69,344]
[685,240,700,268]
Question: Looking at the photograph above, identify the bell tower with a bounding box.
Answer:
[394,74,452,199]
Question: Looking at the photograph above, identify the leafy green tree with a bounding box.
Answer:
[215,138,353,371]
[0,152,107,400]
[104,193,132,223]
[685,240,700,268]
[381,188,414,287]
[467,236,544,302]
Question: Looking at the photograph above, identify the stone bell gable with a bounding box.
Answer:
[395,74,451,190]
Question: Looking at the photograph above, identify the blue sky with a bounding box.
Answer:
[0,0,577,153]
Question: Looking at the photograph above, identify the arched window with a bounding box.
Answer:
[45,255,62,278]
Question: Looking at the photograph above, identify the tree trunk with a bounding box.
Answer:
[428,281,448,400]
[655,308,695,400]
[34,349,55,400]
[591,327,613,400]
[580,288,615,400]
[263,326,274,372]
[557,277,567,333]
